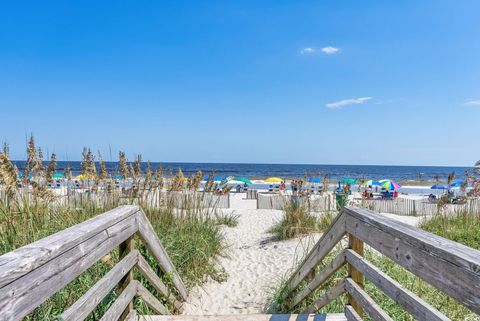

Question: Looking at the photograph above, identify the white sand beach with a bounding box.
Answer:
[183,193,320,314]
[182,193,422,315]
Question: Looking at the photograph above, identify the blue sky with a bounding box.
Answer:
[1,1,479,166]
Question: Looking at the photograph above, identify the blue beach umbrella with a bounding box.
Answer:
[364,180,381,186]
[431,184,448,190]
[449,181,464,187]
[308,177,321,183]
[112,174,123,179]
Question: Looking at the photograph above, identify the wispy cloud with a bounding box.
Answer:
[300,46,340,55]
[300,47,315,54]
[326,97,373,109]
[465,100,480,106]
[321,46,340,54]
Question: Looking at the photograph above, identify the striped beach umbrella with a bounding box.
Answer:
[379,179,401,190]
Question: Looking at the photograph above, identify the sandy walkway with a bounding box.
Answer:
[182,193,319,315]
[182,193,422,315]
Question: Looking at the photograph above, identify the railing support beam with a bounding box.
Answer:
[119,236,134,320]
[348,233,364,317]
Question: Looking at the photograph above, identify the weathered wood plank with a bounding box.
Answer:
[304,280,346,313]
[344,304,363,321]
[344,278,393,321]
[347,234,364,317]
[137,209,188,301]
[344,206,480,314]
[137,254,184,311]
[345,249,449,321]
[124,309,137,321]
[119,237,135,320]
[291,249,346,308]
[137,282,170,315]
[100,280,138,321]
[61,250,139,321]
[283,213,346,298]
[0,205,140,289]
[138,314,348,321]
[0,213,139,321]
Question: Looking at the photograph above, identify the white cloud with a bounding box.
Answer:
[326,97,373,109]
[321,46,340,54]
[300,47,315,54]
[465,100,480,106]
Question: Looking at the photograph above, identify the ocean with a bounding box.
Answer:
[12,161,476,182]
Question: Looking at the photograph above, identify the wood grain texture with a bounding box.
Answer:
[344,278,393,321]
[345,249,449,321]
[100,280,138,321]
[137,209,188,301]
[61,250,139,321]
[137,282,170,315]
[124,310,137,321]
[137,254,184,311]
[344,305,363,321]
[283,213,346,298]
[344,206,480,314]
[347,234,364,317]
[304,280,346,313]
[291,249,346,308]
[138,314,348,321]
[119,236,135,320]
[0,213,139,321]
[0,205,139,289]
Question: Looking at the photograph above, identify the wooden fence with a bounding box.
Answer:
[0,188,230,209]
[278,206,480,320]
[0,205,188,321]
[356,197,480,216]
[257,193,336,212]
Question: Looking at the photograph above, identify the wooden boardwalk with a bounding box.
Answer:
[1,205,480,320]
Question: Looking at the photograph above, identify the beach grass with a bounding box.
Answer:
[0,191,228,320]
[268,211,480,321]
[268,199,320,240]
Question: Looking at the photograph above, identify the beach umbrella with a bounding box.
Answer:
[431,184,448,190]
[364,180,381,186]
[265,177,282,183]
[112,174,123,179]
[52,173,65,179]
[233,177,253,185]
[75,174,93,180]
[449,181,464,187]
[379,179,401,190]
[341,178,358,185]
[308,177,321,183]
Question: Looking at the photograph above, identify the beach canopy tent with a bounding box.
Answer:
[265,177,282,183]
[233,177,252,185]
[340,178,358,185]
[431,184,448,190]
[51,173,65,179]
[308,177,322,183]
[379,179,401,190]
[364,179,381,186]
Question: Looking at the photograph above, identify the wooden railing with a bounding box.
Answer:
[0,205,188,321]
[280,206,480,320]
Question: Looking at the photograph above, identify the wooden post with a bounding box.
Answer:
[119,236,134,319]
[348,233,364,317]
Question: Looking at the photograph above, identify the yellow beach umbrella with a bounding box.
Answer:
[75,174,93,180]
[265,177,282,183]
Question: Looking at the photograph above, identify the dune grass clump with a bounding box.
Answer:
[420,211,480,250]
[269,199,321,240]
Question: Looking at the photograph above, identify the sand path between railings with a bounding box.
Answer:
[182,193,319,315]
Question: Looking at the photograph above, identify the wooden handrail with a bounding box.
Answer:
[282,206,480,320]
[0,205,188,321]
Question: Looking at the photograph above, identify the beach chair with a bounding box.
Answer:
[268,185,273,193]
